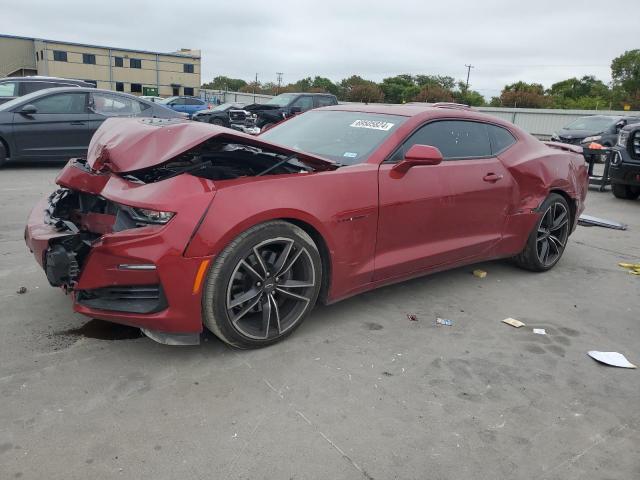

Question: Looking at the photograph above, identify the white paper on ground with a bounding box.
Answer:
[533,328,546,335]
[588,351,637,369]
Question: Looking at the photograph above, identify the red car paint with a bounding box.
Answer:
[24,105,588,336]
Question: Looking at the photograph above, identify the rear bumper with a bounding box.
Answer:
[25,195,210,334]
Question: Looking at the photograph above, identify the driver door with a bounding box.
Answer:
[12,91,89,160]
[374,120,513,281]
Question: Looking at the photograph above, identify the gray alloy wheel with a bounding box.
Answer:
[225,237,316,340]
[202,221,322,348]
[535,202,570,267]
[514,193,571,272]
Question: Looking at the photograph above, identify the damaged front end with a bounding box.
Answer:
[25,117,336,343]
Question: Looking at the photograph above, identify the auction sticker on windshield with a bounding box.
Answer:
[350,120,395,131]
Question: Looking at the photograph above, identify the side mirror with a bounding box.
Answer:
[19,104,37,115]
[392,144,443,174]
[615,120,626,132]
[290,106,302,114]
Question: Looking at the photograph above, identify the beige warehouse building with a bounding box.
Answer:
[0,34,201,97]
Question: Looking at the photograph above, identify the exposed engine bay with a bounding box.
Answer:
[120,142,313,184]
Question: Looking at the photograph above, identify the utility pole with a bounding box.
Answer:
[254,73,258,102]
[464,64,474,91]
[276,72,283,95]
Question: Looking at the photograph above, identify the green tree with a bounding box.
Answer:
[202,76,247,91]
[547,75,610,109]
[347,82,384,103]
[380,75,418,103]
[611,50,640,109]
[310,76,339,96]
[500,81,549,108]
[413,84,454,103]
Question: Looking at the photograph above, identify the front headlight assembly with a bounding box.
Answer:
[617,130,629,148]
[582,135,602,144]
[123,206,175,225]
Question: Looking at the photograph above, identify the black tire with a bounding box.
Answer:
[261,122,275,131]
[0,142,7,168]
[612,183,640,200]
[514,193,571,272]
[209,118,224,126]
[202,221,322,348]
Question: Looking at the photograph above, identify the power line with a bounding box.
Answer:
[276,72,283,95]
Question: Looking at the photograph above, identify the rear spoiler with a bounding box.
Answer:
[543,141,582,154]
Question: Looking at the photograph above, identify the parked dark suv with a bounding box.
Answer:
[0,76,95,105]
[230,92,338,132]
[609,123,640,199]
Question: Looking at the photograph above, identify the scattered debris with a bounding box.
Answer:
[533,328,546,335]
[406,313,418,321]
[502,317,526,328]
[473,269,487,278]
[436,317,453,326]
[588,351,637,369]
[16,286,27,294]
[618,262,640,276]
[382,371,393,376]
[578,214,627,230]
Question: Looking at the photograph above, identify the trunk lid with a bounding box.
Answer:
[87,117,337,173]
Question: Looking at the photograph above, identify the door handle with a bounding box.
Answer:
[70,121,85,125]
[483,173,503,183]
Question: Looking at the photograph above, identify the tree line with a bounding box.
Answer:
[202,50,640,110]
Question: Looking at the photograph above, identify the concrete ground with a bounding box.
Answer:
[1,164,639,480]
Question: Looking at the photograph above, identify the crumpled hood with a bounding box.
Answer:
[86,117,336,173]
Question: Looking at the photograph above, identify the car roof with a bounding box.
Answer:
[0,76,91,84]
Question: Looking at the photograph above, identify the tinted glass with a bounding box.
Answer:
[115,82,124,92]
[131,83,142,93]
[564,116,617,131]
[291,96,313,111]
[316,96,335,107]
[114,56,123,67]
[260,110,406,165]
[31,92,86,114]
[21,82,51,94]
[83,54,96,64]
[171,98,186,105]
[184,87,195,96]
[130,58,142,69]
[487,124,516,154]
[53,50,67,61]
[91,93,144,116]
[397,120,491,160]
[185,97,202,105]
[265,93,296,107]
[183,64,194,73]
[0,82,17,97]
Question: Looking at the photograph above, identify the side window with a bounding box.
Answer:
[392,120,492,161]
[316,96,335,107]
[291,96,313,112]
[487,124,516,155]
[21,82,50,94]
[185,97,202,105]
[31,93,87,114]
[171,98,186,106]
[0,82,17,97]
[91,93,144,116]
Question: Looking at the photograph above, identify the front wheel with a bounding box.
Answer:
[0,142,7,168]
[209,118,224,126]
[514,193,571,272]
[202,221,322,348]
[612,183,640,200]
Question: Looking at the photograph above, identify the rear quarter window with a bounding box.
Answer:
[487,124,516,155]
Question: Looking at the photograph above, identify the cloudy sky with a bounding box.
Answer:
[3,0,639,99]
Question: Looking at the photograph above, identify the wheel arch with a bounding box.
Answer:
[283,218,332,305]
[549,188,576,227]
[0,134,10,159]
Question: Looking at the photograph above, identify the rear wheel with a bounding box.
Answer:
[202,221,322,348]
[0,142,7,168]
[514,193,570,272]
[209,118,224,126]
[612,183,640,200]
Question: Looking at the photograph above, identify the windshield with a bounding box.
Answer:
[564,116,618,131]
[265,93,297,107]
[260,110,407,165]
[210,102,240,112]
[158,97,178,104]
[0,89,58,111]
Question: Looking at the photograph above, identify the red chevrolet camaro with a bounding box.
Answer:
[25,104,588,348]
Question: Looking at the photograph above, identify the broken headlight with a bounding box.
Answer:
[124,206,175,225]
